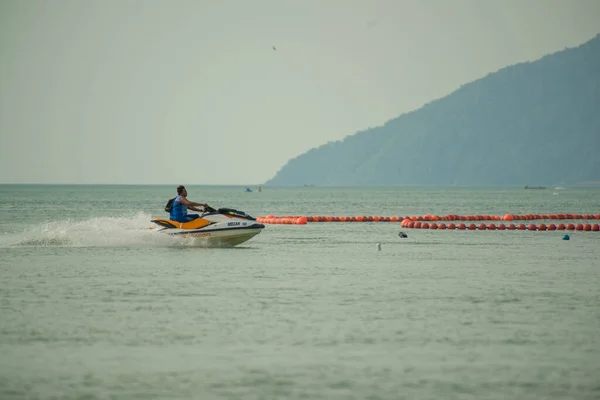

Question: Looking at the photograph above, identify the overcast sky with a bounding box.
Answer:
[1,0,599,185]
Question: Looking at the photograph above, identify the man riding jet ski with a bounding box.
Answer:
[150,185,265,247]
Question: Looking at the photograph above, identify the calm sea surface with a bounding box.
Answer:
[1,185,599,399]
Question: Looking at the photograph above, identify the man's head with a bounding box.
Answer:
[177,185,187,196]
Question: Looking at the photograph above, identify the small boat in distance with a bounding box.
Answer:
[524,185,546,189]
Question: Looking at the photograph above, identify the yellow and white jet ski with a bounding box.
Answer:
[150,206,265,247]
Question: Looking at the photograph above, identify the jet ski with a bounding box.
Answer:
[150,206,265,247]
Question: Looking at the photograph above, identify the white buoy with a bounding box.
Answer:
[376,242,381,251]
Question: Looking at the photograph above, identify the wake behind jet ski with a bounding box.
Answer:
[150,205,265,247]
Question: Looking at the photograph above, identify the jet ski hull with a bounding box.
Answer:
[150,207,265,247]
[157,223,264,247]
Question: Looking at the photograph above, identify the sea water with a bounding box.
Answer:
[1,185,599,399]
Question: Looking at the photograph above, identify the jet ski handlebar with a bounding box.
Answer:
[200,206,256,221]
[203,205,217,213]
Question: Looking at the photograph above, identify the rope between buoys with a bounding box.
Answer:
[255,213,600,231]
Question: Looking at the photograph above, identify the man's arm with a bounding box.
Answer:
[178,197,207,211]
[178,197,206,207]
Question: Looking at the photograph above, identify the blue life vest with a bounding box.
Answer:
[169,195,187,222]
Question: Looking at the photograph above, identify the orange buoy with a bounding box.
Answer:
[429,223,438,229]
[592,224,599,231]
[468,223,476,230]
[438,223,447,230]
[448,223,456,230]
[422,222,430,229]
[488,223,496,230]
[547,223,556,230]
[518,224,526,230]
[497,223,506,230]
[503,214,514,221]
[296,216,307,224]
[478,223,487,230]
[528,224,537,231]
[538,223,547,231]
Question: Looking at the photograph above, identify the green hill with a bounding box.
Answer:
[266,34,600,186]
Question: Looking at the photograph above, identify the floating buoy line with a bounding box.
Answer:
[255,213,600,231]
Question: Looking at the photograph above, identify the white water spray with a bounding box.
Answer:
[0,212,188,248]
